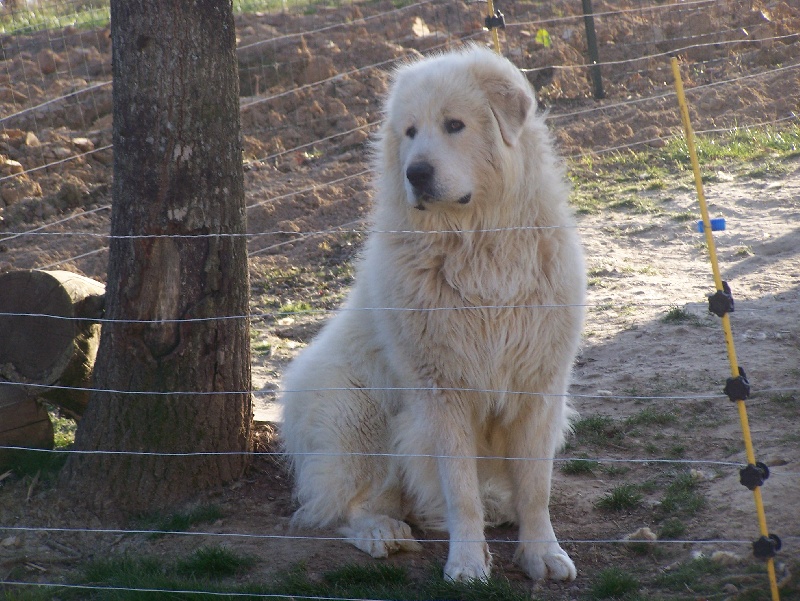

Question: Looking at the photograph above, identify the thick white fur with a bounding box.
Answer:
[280,45,586,583]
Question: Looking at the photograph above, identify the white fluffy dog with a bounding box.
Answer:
[280,44,586,583]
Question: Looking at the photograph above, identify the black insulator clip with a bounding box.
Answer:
[739,461,770,491]
[708,281,734,317]
[752,534,782,560]
[724,367,751,402]
[485,10,506,30]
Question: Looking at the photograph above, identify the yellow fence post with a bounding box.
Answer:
[670,56,781,601]
[484,0,502,54]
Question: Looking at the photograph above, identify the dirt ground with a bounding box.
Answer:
[1,0,799,598]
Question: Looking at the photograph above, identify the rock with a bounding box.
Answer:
[1,177,42,206]
[24,132,40,148]
[0,87,27,103]
[36,48,63,76]
[53,146,73,159]
[722,583,738,595]
[300,56,336,86]
[72,137,95,153]
[412,17,431,37]
[1,159,24,175]
[711,550,744,566]
[624,527,657,542]
[57,178,88,209]
[0,129,26,148]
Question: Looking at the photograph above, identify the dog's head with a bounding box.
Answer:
[381,45,536,211]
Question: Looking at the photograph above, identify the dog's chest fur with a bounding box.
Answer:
[372,226,578,397]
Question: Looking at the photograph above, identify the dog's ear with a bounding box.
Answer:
[479,75,533,147]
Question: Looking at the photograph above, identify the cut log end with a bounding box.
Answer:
[0,269,105,418]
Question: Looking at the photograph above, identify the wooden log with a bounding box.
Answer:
[0,386,53,469]
[0,269,105,418]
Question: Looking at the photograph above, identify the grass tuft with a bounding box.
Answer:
[137,504,224,538]
[175,546,256,579]
[590,567,640,599]
[624,407,678,428]
[561,457,600,475]
[658,517,687,539]
[660,472,705,516]
[596,484,643,511]
[661,306,705,326]
[572,415,624,446]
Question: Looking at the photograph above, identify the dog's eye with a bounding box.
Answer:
[405,126,417,139]
[445,119,465,134]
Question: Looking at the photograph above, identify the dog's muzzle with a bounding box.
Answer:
[406,161,471,210]
[407,161,435,197]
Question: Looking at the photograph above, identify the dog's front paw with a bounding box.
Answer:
[515,544,576,581]
[342,515,421,559]
[444,542,492,582]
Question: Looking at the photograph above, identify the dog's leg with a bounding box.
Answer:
[425,397,492,582]
[508,399,576,581]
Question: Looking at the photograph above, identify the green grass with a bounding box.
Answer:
[658,517,686,539]
[5,555,533,601]
[51,413,77,448]
[277,300,313,316]
[659,472,705,516]
[136,504,224,537]
[569,123,800,217]
[771,392,799,416]
[1,0,346,35]
[652,555,724,593]
[572,415,624,446]
[0,3,110,34]
[175,546,256,579]
[252,340,272,355]
[662,124,800,167]
[624,407,678,428]
[560,456,600,475]
[661,306,706,327]
[590,567,641,599]
[596,484,643,511]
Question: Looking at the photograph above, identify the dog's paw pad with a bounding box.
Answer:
[542,551,577,581]
[516,546,576,581]
[342,516,420,558]
[444,561,490,583]
[444,543,492,582]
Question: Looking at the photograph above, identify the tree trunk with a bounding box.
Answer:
[61,0,252,512]
[0,269,105,418]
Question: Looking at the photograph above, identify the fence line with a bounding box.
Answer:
[5,188,800,241]
[2,62,796,248]
[510,0,718,29]
[0,581,368,601]
[0,525,768,547]
[0,445,757,466]
[237,0,434,51]
[1,58,796,253]
[1,376,796,404]
[0,25,795,190]
[1,296,797,328]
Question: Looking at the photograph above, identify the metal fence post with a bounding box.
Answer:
[581,0,606,99]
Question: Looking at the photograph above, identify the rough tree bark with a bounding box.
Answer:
[61,0,252,512]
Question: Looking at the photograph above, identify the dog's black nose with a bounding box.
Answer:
[406,162,435,193]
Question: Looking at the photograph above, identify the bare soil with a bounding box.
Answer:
[0,0,799,598]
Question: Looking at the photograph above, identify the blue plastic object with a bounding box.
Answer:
[697,218,726,233]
